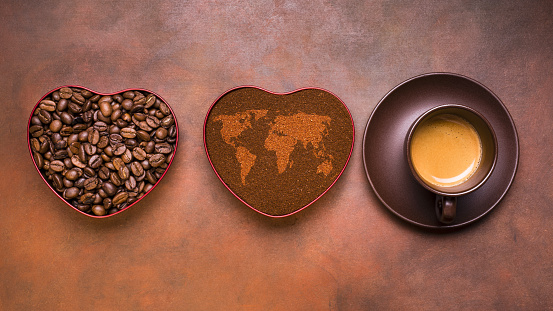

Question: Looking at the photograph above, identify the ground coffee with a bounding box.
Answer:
[205,87,354,216]
[29,87,177,216]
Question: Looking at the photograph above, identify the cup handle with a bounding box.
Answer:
[435,195,456,224]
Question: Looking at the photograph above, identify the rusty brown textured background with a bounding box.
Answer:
[1,0,552,310]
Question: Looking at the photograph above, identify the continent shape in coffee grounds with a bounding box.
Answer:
[205,87,353,216]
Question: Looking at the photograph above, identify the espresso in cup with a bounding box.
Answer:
[410,113,482,188]
[406,105,497,224]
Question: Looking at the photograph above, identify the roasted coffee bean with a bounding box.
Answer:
[84,177,99,191]
[125,138,138,148]
[161,115,174,128]
[102,182,118,197]
[97,135,109,149]
[88,94,100,102]
[52,174,63,190]
[122,91,135,99]
[51,91,61,101]
[100,152,111,162]
[109,133,123,144]
[73,123,88,132]
[82,100,93,112]
[155,142,172,154]
[68,102,82,114]
[53,150,69,160]
[146,116,160,128]
[59,87,72,99]
[133,94,146,105]
[49,119,63,132]
[60,111,73,125]
[121,149,133,163]
[132,147,147,161]
[112,157,125,171]
[148,154,165,168]
[109,125,120,135]
[110,108,122,122]
[113,143,126,156]
[141,159,151,170]
[31,115,42,126]
[57,98,68,111]
[83,143,97,155]
[136,130,150,141]
[74,177,86,189]
[155,127,168,140]
[78,144,86,162]
[118,165,130,180]
[71,155,87,168]
[94,121,108,132]
[91,205,106,216]
[133,112,147,122]
[80,193,95,204]
[145,94,156,108]
[120,127,136,138]
[125,176,136,191]
[63,178,74,188]
[64,187,80,199]
[33,152,44,169]
[29,125,44,137]
[145,141,155,154]
[72,92,85,104]
[103,198,112,209]
[65,168,82,181]
[110,171,122,186]
[88,129,100,145]
[130,161,144,176]
[82,110,93,123]
[93,193,103,205]
[54,139,67,150]
[81,90,93,98]
[89,154,103,169]
[98,166,110,180]
[40,100,57,112]
[38,109,52,124]
[113,94,123,103]
[121,98,133,111]
[76,204,90,212]
[99,99,113,117]
[113,192,129,205]
[69,142,81,154]
[159,102,170,115]
[30,138,41,152]
[60,126,74,136]
[145,170,157,184]
[83,166,96,178]
[64,157,74,169]
[168,125,177,138]
[50,160,65,172]
[137,121,152,131]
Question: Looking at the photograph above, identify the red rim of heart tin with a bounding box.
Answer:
[203,85,355,218]
[28,85,179,218]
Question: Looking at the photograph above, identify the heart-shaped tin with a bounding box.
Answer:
[28,86,178,218]
[204,86,354,217]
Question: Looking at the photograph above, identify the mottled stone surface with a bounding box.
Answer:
[1,0,552,309]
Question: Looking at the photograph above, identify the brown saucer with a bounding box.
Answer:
[363,73,519,229]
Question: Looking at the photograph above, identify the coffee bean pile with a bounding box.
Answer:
[29,87,177,216]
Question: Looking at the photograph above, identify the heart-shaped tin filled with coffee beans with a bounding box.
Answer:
[28,86,178,217]
[204,86,354,217]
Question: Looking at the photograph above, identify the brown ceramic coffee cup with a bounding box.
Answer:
[406,104,497,224]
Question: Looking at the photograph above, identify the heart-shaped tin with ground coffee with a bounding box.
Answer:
[204,86,354,217]
[28,86,178,218]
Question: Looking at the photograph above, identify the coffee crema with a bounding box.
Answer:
[410,114,482,188]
